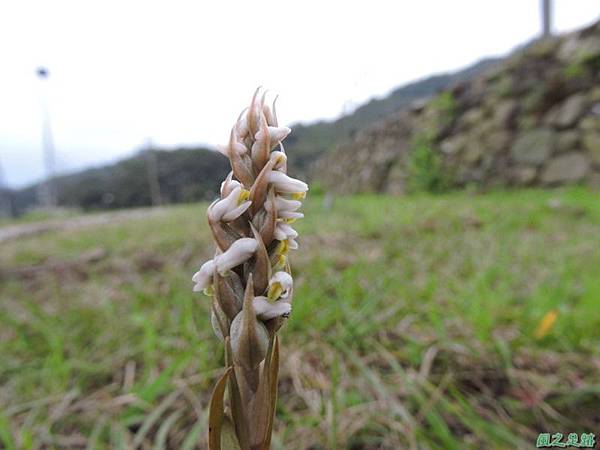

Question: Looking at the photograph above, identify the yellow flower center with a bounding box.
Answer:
[238,189,250,204]
[291,192,306,200]
[268,282,283,301]
[203,285,215,296]
[275,239,290,255]
[272,254,286,271]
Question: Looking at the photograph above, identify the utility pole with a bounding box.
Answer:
[0,156,14,218]
[36,66,57,208]
[541,0,552,38]
[144,140,163,207]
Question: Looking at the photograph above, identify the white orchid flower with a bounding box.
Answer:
[253,296,291,320]
[268,171,308,194]
[214,238,257,274]
[274,221,299,242]
[269,151,287,171]
[192,259,216,292]
[208,186,252,223]
[220,172,242,197]
[192,237,258,292]
[268,271,293,301]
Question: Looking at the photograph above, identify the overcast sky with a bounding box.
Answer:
[0,1,598,187]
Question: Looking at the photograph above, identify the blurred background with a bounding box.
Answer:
[1,1,599,448]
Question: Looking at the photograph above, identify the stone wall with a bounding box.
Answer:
[317,20,600,193]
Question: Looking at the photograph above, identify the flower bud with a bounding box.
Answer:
[220,172,242,198]
[267,126,291,147]
[229,276,269,369]
[268,171,309,194]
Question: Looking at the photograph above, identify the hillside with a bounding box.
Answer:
[7,57,500,214]
[285,58,501,175]
[317,20,600,193]
[11,147,230,213]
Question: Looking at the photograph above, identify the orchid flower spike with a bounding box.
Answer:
[191,88,308,450]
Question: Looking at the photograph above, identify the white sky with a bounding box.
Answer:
[0,1,598,187]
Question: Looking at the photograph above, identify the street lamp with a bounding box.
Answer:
[36,66,57,208]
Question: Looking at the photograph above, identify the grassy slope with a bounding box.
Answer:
[1,189,599,449]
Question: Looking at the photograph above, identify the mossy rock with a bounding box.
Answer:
[541,152,590,184]
[510,128,556,164]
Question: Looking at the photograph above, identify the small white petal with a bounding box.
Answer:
[274,196,301,212]
[268,171,308,194]
[279,211,304,220]
[253,296,292,320]
[192,260,215,292]
[275,222,298,239]
[273,226,287,241]
[267,126,291,143]
[220,172,241,197]
[287,237,299,250]
[221,201,252,222]
[214,238,257,274]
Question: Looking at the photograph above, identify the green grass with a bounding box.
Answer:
[1,188,599,449]
[0,207,80,227]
